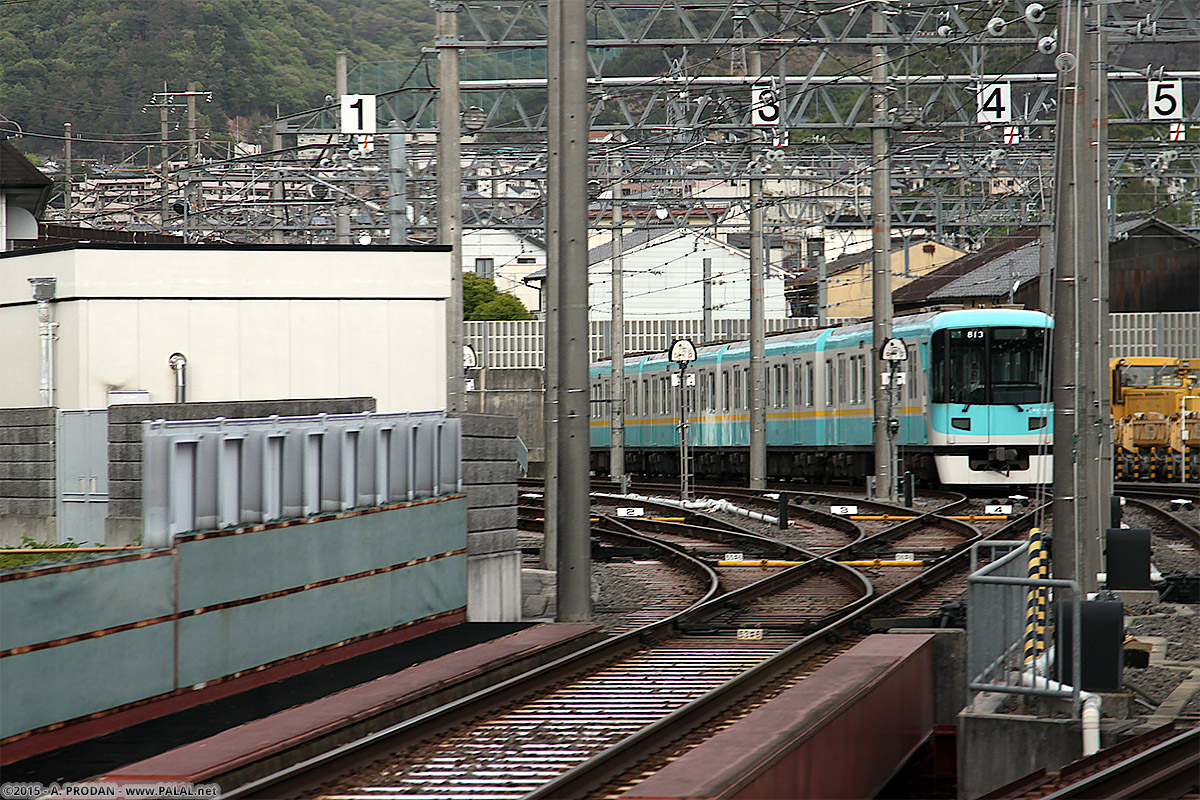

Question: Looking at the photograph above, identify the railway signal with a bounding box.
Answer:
[670,339,698,501]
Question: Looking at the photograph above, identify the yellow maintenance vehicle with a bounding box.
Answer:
[1110,357,1200,481]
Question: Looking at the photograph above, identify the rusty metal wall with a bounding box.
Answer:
[0,497,466,740]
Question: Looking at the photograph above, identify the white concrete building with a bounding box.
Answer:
[0,243,450,412]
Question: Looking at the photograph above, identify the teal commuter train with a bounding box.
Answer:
[589,309,1054,486]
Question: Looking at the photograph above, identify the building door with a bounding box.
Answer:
[56,410,109,545]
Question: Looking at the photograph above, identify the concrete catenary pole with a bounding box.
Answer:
[702,257,713,342]
[1052,0,1107,592]
[63,123,72,223]
[160,92,170,228]
[389,121,408,244]
[437,12,465,413]
[870,5,896,501]
[748,49,767,491]
[541,0,561,571]
[610,157,626,489]
[555,0,592,622]
[335,52,352,245]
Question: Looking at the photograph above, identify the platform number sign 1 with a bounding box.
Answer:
[340,94,377,135]
[1147,80,1183,120]
[976,83,1012,124]
[751,84,781,127]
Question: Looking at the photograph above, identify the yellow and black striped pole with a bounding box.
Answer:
[1023,527,1049,664]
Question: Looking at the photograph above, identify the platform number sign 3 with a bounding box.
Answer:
[977,83,1013,124]
[751,84,781,127]
[340,94,377,135]
[1147,80,1183,121]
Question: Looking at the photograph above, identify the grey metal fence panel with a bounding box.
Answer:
[143,411,460,544]
[1,624,176,740]
[55,409,109,545]
[1110,311,1200,358]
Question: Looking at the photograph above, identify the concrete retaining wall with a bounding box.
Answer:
[458,413,522,622]
[0,496,465,742]
[466,369,543,462]
[0,407,56,545]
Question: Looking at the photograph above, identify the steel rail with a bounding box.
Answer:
[1038,727,1200,800]
[530,502,1042,798]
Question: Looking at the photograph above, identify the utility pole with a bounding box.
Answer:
[145,85,212,232]
[553,0,592,622]
[63,123,72,223]
[870,5,896,501]
[187,81,199,164]
[1052,0,1108,593]
[748,49,767,491]
[541,0,561,572]
[437,11,465,413]
[610,157,626,490]
[271,129,285,245]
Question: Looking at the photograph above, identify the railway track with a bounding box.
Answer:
[224,484,1041,798]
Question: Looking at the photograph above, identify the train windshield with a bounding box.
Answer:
[932,326,1049,406]
[1121,363,1184,387]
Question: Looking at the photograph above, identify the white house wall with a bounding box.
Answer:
[588,234,787,320]
[0,246,449,412]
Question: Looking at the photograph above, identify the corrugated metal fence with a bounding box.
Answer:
[464,318,855,368]
[466,312,1198,367]
[1110,312,1200,358]
[142,411,461,546]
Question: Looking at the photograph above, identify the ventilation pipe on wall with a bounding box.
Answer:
[28,278,57,407]
[169,352,188,403]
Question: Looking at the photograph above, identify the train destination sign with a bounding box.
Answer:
[669,338,697,366]
[880,338,908,362]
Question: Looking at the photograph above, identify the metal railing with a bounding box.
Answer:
[142,411,461,546]
[967,540,1083,713]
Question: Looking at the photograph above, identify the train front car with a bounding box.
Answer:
[926,309,1053,486]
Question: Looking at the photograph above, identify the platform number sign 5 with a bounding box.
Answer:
[976,83,1013,124]
[1147,80,1184,121]
[751,84,781,127]
[340,94,377,135]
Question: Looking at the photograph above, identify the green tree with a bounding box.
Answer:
[463,271,532,321]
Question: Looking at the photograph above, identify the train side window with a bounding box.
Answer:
[708,372,716,412]
[722,371,730,411]
[793,361,802,407]
[806,362,814,407]
[825,359,834,405]
[780,364,789,407]
[643,379,650,414]
[850,356,859,404]
[838,357,846,405]
[858,356,868,404]
[733,369,742,410]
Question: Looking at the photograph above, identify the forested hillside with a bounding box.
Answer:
[0,0,435,158]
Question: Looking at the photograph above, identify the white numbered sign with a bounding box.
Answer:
[1148,80,1183,120]
[616,507,644,517]
[340,94,377,134]
[737,628,764,640]
[985,504,1014,515]
[830,505,859,515]
[724,552,745,562]
[894,552,915,562]
[977,83,1013,124]
[751,84,781,126]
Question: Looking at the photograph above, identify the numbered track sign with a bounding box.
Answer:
[1148,80,1184,121]
[737,628,765,640]
[830,505,859,515]
[341,94,377,134]
[977,83,1012,124]
[985,504,1014,515]
[616,507,645,517]
[751,84,781,126]
[724,552,745,562]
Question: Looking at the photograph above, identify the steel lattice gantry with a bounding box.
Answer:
[130,0,1200,243]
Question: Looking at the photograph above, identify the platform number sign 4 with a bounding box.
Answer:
[1147,80,1183,121]
[751,84,781,127]
[977,83,1013,124]
[340,94,377,135]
